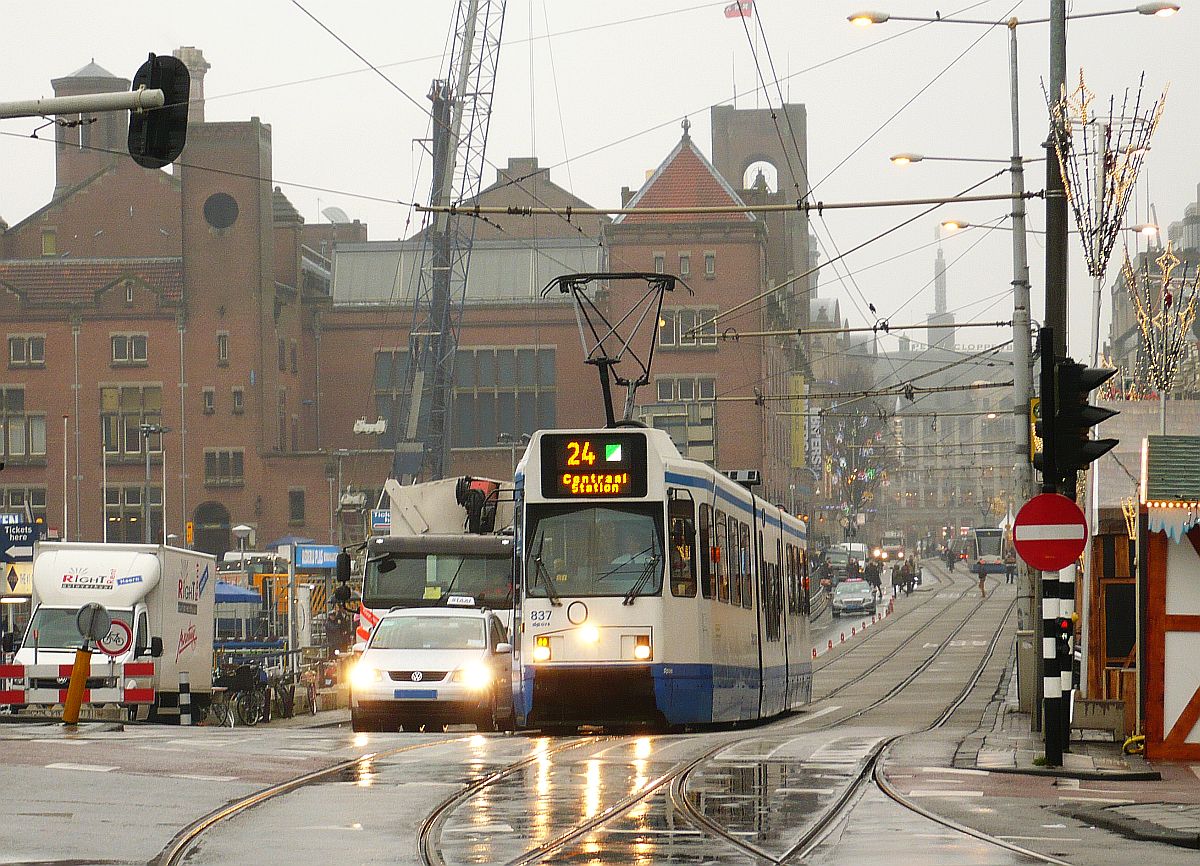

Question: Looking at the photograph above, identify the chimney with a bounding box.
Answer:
[172,46,210,124]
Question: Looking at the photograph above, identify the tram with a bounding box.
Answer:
[965,526,1008,575]
[514,427,811,729]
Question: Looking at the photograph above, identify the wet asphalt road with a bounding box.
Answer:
[3,569,1197,865]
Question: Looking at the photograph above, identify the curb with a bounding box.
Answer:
[1057,803,1200,849]
[982,763,1161,782]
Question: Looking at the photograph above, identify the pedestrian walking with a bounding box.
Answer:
[977,564,987,597]
[890,563,901,598]
[1004,551,1016,585]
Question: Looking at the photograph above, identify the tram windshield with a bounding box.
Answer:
[363,553,514,610]
[525,504,664,600]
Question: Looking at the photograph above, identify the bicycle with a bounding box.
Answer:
[299,668,319,716]
[211,664,267,726]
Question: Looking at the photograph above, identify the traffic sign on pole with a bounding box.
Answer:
[1013,493,1087,572]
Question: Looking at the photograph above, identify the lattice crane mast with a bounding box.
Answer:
[394,0,506,481]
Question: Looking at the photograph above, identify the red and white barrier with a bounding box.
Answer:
[0,662,155,705]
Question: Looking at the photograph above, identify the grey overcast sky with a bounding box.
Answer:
[2,1,1195,365]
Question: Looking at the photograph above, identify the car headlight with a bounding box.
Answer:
[350,662,383,690]
[454,661,492,690]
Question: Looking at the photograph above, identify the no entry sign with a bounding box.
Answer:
[1013,493,1088,572]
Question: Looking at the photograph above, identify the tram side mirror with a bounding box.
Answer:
[1,633,15,653]
[148,636,164,658]
[336,551,351,583]
[495,642,512,654]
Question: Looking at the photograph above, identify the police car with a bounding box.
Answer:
[349,601,515,733]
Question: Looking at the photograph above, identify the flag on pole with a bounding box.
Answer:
[724,0,754,19]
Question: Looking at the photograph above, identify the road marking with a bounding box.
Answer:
[445,823,515,833]
[920,766,989,776]
[31,739,90,745]
[775,787,835,795]
[169,773,241,782]
[999,835,1083,842]
[906,790,985,798]
[791,705,841,724]
[1057,796,1135,804]
[45,762,117,772]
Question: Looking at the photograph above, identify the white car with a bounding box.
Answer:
[350,606,515,733]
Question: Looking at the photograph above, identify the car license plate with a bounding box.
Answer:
[394,689,437,700]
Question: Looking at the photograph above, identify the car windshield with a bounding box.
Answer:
[363,553,513,609]
[835,582,868,597]
[525,503,664,599]
[25,607,134,649]
[369,616,487,650]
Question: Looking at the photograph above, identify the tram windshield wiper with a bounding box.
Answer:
[532,555,562,606]
[622,555,660,606]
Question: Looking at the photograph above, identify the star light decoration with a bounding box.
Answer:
[1123,241,1200,396]
[1046,70,1167,278]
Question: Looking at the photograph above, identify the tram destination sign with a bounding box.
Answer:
[540,432,648,499]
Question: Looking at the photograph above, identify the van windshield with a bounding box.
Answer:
[363,553,513,610]
[25,607,134,650]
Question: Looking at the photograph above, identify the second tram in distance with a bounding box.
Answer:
[514,427,812,729]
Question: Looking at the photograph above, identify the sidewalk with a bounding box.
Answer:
[952,639,1200,849]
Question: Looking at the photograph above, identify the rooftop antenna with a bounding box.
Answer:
[542,272,691,427]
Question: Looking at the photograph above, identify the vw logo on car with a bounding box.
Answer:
[410,671,423,682]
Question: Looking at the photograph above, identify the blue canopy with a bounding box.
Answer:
[215,580,262,604]
[266,534,315,551]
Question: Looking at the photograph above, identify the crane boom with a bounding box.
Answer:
[395,0,506,481]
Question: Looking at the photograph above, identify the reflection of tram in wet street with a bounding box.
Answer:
[515,427,812,730]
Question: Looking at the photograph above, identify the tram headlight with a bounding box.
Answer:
[579,624,600,644]
[533,635,551,662]
[350,662,382,690]
[872,547,884,559]
[633,635,652,661]
[454,661,492,690]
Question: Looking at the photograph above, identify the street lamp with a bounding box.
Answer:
[139,423,170,544]
[497,432,532,475]
[232,524,252,567]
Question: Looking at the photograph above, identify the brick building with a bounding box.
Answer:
[0,53,812,573]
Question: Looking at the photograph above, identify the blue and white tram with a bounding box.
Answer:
[513,427,811,729]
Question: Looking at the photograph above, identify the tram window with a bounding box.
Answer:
[740,523,752,609]
[699,504,713,598]
[669,511,697,598]
[715,510,729,603]
[724,515,734,604]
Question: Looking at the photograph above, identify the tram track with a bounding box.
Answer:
[474,576,1020,866]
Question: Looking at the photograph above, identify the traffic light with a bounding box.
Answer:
[1054,615,1073,664]
[1055,361,1119,473]
[127,53,190,169]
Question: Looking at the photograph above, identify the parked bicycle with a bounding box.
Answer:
[209,663,268,726]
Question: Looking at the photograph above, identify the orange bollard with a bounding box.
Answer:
[812,648,818,659]
[62,647,92,725]
[840,632,845,642]
[828,639,833,650]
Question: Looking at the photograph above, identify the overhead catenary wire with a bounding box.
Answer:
[717,379,1013,404]
[722,319,1012,341]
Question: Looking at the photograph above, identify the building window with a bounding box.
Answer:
[448,347,556,448]
[704,252,716,276]
[125,283,135,305]
[290,341,298,374]
[278,338,286,372]
[203,448,245,486]
[657,379,674,402]
[1,387,47,464]
[8,336,45,368]
[2,486,47,525]
[41,230,56,257]
[679,253,690,276]
[290,415,299,452]
[659,307,718,348]
[111,333,148,365]
[653,253,665,274]
[231,387,245,415]
[104,484,161,543]
[202,387,215,414]
[277,392,287,451]
[217,332,229,366]
[652,376,715,403]
[288,489,306,524]
[100,385,162,456]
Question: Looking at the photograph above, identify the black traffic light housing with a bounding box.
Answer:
[1055,361,1119,473]
[1054,615,1074,663]
[128,53,190,169]
[1032,328,1119,498]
